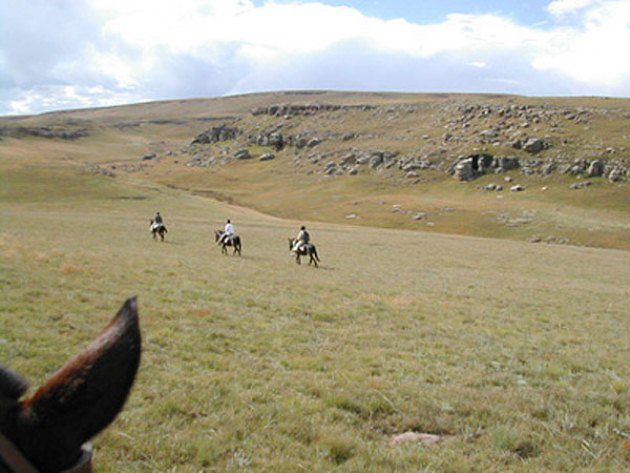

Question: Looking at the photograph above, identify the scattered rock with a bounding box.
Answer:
[389,432,451,448]
[307,138,321,148]
[522,138,547,154]
[0,126,89,140]
[454,158,474,181]
[370,153,384,169]
[587,160,604,177]
[542,163,555,175]
[570,181,592,189]
[259,153,275,161]
[609,168,623,182]
[482,183,503,191]
[510,185,525,192]
[192,125,238,145]
[495,156,520,171]
[141,153,157,161]
[235,149,251,160]
[412,212,426,220]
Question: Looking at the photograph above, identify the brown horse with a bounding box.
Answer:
[288,238,320,267]
[0,298,141,473]
[149,219,168,241]
[214,230,242,256]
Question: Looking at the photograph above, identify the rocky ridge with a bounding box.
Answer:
[181,101,628,183]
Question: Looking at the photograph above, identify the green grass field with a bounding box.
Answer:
[1,92,629,471]
[1,155,629,471]
[2,91,628,251]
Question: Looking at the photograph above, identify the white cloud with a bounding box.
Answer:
[547,0,596,16]
[1,0,629,114]
[535,0,630,85]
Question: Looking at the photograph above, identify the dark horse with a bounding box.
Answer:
[149,219,168,242]
[0,298,141,473]
[289,238,320,267]
[214,230,242,256]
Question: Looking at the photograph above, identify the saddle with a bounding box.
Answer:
[224,233,237,242]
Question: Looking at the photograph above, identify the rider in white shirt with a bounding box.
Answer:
[220,219,235,244]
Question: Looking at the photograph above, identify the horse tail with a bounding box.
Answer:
[313,246,320,262]
[235,236,241,251]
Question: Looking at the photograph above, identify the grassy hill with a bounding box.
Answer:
[0,92,629,470]
[1,91,629,250]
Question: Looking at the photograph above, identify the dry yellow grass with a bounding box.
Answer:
[1,158,628,471]
[1,92,629,471]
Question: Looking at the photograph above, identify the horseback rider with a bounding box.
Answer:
[292,225,310,253]
[219,219,235,245]
[151,212,164,230]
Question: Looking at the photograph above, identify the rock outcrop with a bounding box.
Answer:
[191,125,238,145]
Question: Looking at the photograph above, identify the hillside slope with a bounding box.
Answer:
[1,157,629,471]
[1,91,628,249]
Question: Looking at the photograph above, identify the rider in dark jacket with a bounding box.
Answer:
[292,226,310,252]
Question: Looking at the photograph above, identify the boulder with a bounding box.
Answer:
[496,156,520,171]
[570,181,592,189]
[609,168,623,182]
[587,160,604,177]
[542,163,555,175]
[192,125,238,145]
[307,138,321,148]
[268,133,285,150]
[340,153,356,166]
[235,149,251,160]
[477,154,494,173]
[522,138,546,154]
[482,183,503,191]
[454,158,474,181]
[369,153,384,169]
[510,185,525,192]
[259,153,275,161]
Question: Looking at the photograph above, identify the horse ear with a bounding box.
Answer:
[0,366,29,400]
[14,297,141,471]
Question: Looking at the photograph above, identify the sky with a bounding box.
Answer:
[1,0,629,115]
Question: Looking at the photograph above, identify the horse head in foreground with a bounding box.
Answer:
[288,238,320,267]
[214,230,242,256]
[149,219,168,241]
[0,297,142,473]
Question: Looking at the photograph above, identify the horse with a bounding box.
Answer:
[149,219,168,241]
[214,230,242,256]
[289,238,320,267]
[0,297,141,473]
